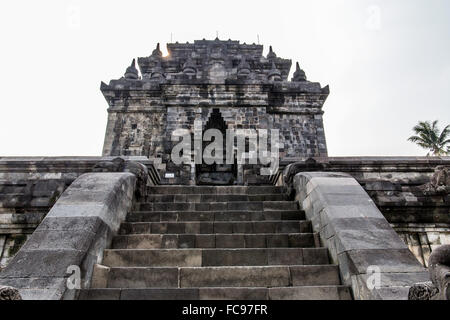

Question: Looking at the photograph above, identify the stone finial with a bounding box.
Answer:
[150,59,165,79]
[182,55,197,75]
[268,61,282,81]
[408,282,440,300]
[292,62,307,82]
[151,43,162,57]
[237,56,251,77]
[124,59,139,80]
[283,159,324,197]
[93,157,151,200]
[267,45,277,59]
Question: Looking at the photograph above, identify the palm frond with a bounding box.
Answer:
[438,124,450,144]
[407,135,423,143]
[408,120,450,155]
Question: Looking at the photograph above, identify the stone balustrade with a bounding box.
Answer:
[292,171,430,299]
[0,172,136,299]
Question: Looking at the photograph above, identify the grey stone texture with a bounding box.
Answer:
[0,172,136,299]
[292,171,429,299]
[79,286,352,300]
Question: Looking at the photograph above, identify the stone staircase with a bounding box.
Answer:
[79,185,352,300]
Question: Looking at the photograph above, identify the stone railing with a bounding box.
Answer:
[292,171,430,299]
[282,157,450,267]
[0,172,137,299]
[0,156,159,271]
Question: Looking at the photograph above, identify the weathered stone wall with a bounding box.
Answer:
[104,105,326,184]
[394,224,449,267]
[362,171,449,267]
[0,156,156,270]
[280,156,450,267]
[0,179,66,269]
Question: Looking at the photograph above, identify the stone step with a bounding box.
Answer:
[79,285,352,300]
[138,201,298,212]
[144,193,289,203]
[147,186,286,195]
[102,248,329,267]
[126,210,304,222]
[119,220,311,235]
[91,265,341,288]
[268,286,352,300]
[112,233,316,249]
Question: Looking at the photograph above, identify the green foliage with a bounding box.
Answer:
[408,120,450,156]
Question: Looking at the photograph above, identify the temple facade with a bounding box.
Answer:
[101,39,329,185]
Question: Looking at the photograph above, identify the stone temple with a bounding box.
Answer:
[101,39,328,185]
[0,39,449,300]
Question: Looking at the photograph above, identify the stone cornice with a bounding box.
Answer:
[101,83,329,110]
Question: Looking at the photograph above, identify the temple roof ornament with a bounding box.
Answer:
[151,43,162,57]
[124,59,139,80]
[292,62,307,82]
[267,46,277,60]
[268,61,282,81]
[111,39,321,85]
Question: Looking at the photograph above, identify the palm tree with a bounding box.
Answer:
[408,120,450,156]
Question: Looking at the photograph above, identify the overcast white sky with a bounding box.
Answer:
[0,0,449,157]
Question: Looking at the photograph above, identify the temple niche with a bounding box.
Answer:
[195,108,237,185]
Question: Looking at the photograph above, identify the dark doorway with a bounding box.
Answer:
[196,108,237,185]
